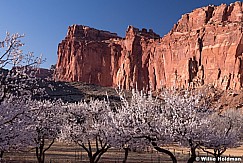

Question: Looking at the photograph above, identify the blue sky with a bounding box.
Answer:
[0,0,238,69]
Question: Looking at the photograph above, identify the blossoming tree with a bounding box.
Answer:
[200,109,242,163]
[60,99,113,163]
[23,99,64,163]
[0,32,45,160]
[161,90,212,163]
[110,89,178,163]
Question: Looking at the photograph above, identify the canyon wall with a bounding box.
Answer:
[55,2,243,90]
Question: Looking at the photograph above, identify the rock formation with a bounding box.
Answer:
[55,1,243,90]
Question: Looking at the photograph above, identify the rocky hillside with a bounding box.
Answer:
[44,81,243,111]
[55,1,243,91]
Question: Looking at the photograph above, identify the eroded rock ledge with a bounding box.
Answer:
[55,1,243,90]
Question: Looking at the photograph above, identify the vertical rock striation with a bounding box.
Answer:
[55,2,243,90]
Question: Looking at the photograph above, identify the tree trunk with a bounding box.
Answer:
[187,146,196,163]
[214,154,219,163]
[80,141,110,163]
[36,144,45,163]
[89,157,95,163]
[187,139,199,163]
[151,142,177,163]
[94,147,110,163]
[200,147,226,163]
[35,138,55,163]
[0,151,4,158]
[123,147,130,163]
[36,146,44,163]
[42,153,45,163]
[36,147,40,163]
[214,148,226,163]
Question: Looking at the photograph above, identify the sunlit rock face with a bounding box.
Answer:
[55,2,243,90]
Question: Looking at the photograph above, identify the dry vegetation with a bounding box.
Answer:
[3,142,243,163]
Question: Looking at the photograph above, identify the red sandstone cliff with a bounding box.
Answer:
[55,2,243,90]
